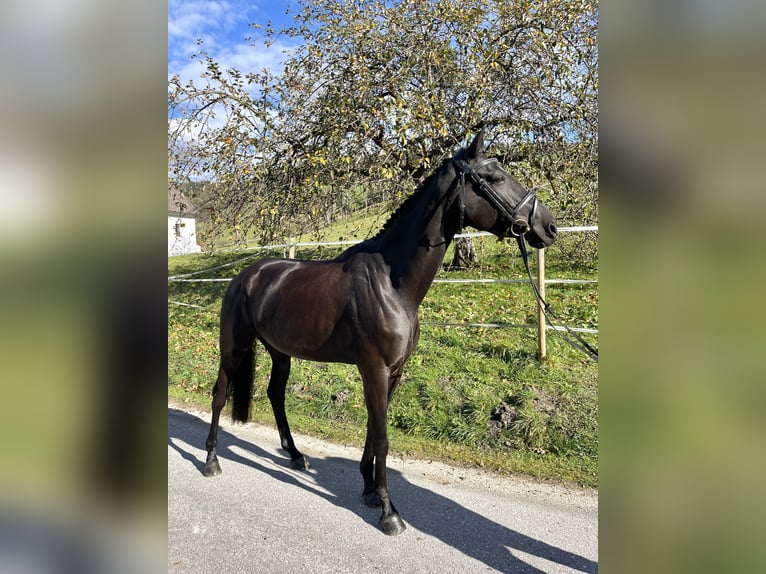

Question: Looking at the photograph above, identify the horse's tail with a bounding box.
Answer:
[230,345,254,423]
[220,277,256,424]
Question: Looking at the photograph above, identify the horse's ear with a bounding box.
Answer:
[465,128,485,160]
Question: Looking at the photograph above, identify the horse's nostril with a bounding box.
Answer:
[548,223,557,236]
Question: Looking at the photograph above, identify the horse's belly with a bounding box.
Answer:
[256,296,357,363]
[260,329,357,364]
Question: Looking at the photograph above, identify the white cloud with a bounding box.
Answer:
[168,0,296,86]
[169,1,299,161]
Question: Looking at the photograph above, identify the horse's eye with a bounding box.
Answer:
[491,176,506,184]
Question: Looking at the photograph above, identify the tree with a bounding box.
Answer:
[169,0,597,256]
[451,233,478,269]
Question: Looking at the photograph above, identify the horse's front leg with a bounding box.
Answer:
[359,365,406,536]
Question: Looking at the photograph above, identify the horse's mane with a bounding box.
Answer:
[369,161,449,241]
[334,155,456,261]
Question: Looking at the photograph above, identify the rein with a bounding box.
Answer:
[452,157,598,363]
[517,234,599,362]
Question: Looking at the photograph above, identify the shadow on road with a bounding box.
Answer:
[168,408,596,574]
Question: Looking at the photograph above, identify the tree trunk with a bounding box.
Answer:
[451,233,477,269]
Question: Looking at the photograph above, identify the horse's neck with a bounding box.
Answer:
[377,171,460,309]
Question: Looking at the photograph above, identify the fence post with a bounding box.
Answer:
[288,237,296,259]
[537,248,547,361]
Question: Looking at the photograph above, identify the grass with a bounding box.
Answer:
[168,221,598,487]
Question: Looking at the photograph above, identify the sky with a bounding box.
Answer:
[168,0,300,85]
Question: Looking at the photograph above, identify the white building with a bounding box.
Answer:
[168,187,202,256]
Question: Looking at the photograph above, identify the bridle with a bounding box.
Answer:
[451,156,599,362]
[452,157,538,238]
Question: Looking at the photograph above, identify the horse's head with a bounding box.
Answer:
[453,130,557,249]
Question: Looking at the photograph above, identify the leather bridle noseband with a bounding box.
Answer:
[452,157,538,237]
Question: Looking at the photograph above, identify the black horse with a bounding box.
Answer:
[204,130,558,535]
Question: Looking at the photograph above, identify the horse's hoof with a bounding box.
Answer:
[203,460,222,477]
[290,456,310,471]
[364,491,381,508]
[380,513,406,536]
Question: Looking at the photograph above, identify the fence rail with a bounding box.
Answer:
[205,227,598,255]
[169,277,597,286]
[168,227,598,358]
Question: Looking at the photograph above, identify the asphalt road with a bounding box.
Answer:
[168,406,597,573]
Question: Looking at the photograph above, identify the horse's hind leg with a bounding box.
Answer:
[204,301,254,477]
[203,365,228,476]
[265,347,309,470]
